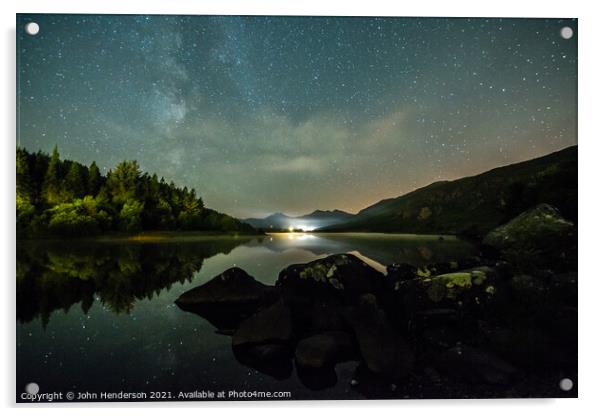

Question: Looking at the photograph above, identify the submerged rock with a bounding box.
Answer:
[295,331,356,368]
[175,267,277,330]
[343,294,414,380]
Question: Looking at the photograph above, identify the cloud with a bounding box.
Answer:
[269,156,327,174]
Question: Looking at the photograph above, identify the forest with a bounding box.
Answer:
[16,146,255,236]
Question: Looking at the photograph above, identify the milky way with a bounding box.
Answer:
[17,15,577,218]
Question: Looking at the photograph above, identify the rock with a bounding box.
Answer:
[549,272,578,305]
[483,204,575,270]
[277,254,386,337]
[277,253,386,301]
[295,363,338,390]
[349,363,399,399]
[287,297,347,337]
[232,343,293,380]
[343,294,414,380]
[511,274,546,299]
[386,263,417,283]
[232,299,293,347]
[175,267,277,330]
[295,331,355,368]
[397,266,501,318]
[434,345,519,385]
[176,267,270,306]
[484,203,574,250]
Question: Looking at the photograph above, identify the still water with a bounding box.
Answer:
[16,233,476,400]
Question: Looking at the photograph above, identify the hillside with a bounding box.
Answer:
[16,146,256,236]
[321,146,577,238]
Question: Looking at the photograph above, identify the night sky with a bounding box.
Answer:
[16,15,577,218]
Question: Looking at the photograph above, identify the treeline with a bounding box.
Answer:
[16,146,256,236]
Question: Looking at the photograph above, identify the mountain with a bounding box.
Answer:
[243,209,354,231]
[320,146,577,238]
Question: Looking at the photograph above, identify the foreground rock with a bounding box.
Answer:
[483,204,575,270]
[277,254,386,300]
[231,299,295,379]
[295,331,356,368]
[232,343,293,380]
[277,253,386,336]
[175,267,277,330]
[232,299,293,347]
[343,294,414,380]
[395,266,502,323]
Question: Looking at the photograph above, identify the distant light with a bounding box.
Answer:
[288,226,294,232]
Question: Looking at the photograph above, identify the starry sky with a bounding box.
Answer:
[16,14,577,218]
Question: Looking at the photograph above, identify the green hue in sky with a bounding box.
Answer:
[17,15,577,218]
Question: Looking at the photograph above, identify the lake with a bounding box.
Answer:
[16,233,476,401]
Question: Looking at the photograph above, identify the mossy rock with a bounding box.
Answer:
[277,253,385,300]
[425,271,489,302]
[483,203,574,251]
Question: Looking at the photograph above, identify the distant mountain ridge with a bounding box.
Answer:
[320,146,577,237]
[243,209,354,231]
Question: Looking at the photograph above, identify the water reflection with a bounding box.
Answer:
[17,237,254,325]
[17,233,475,326]
[16,233,476,398]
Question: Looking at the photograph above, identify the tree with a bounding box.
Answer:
[119,199,144,232]
[16,147,33,199]
[106,160,141,205]
[42,145,62,204]
[46,196,109,236]
[63,162,87,199]
[88,161,102,195]
[16,147,253,235]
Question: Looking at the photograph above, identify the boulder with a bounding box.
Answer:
[277,254,385,301]
[483,204,575,270]
[232,299,293,347]
[295,331,356,368]
[175,267,277,330]
[232,343,293,380]
[295,364,338,390]
[434,344,519,385]
[397,266,500,318]
[343,294,414,380]
[386,262,417,285]
[176,267,271,306]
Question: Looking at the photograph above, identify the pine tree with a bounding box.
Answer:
[42,145,61,204]
[88,161,101,195]
[106,160,141,205]
[63,162,87,199]
[16,147,33,199]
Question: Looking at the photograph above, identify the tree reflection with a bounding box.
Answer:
[17,238,253,326]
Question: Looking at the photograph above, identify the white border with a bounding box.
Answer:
[2,0,601,414]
